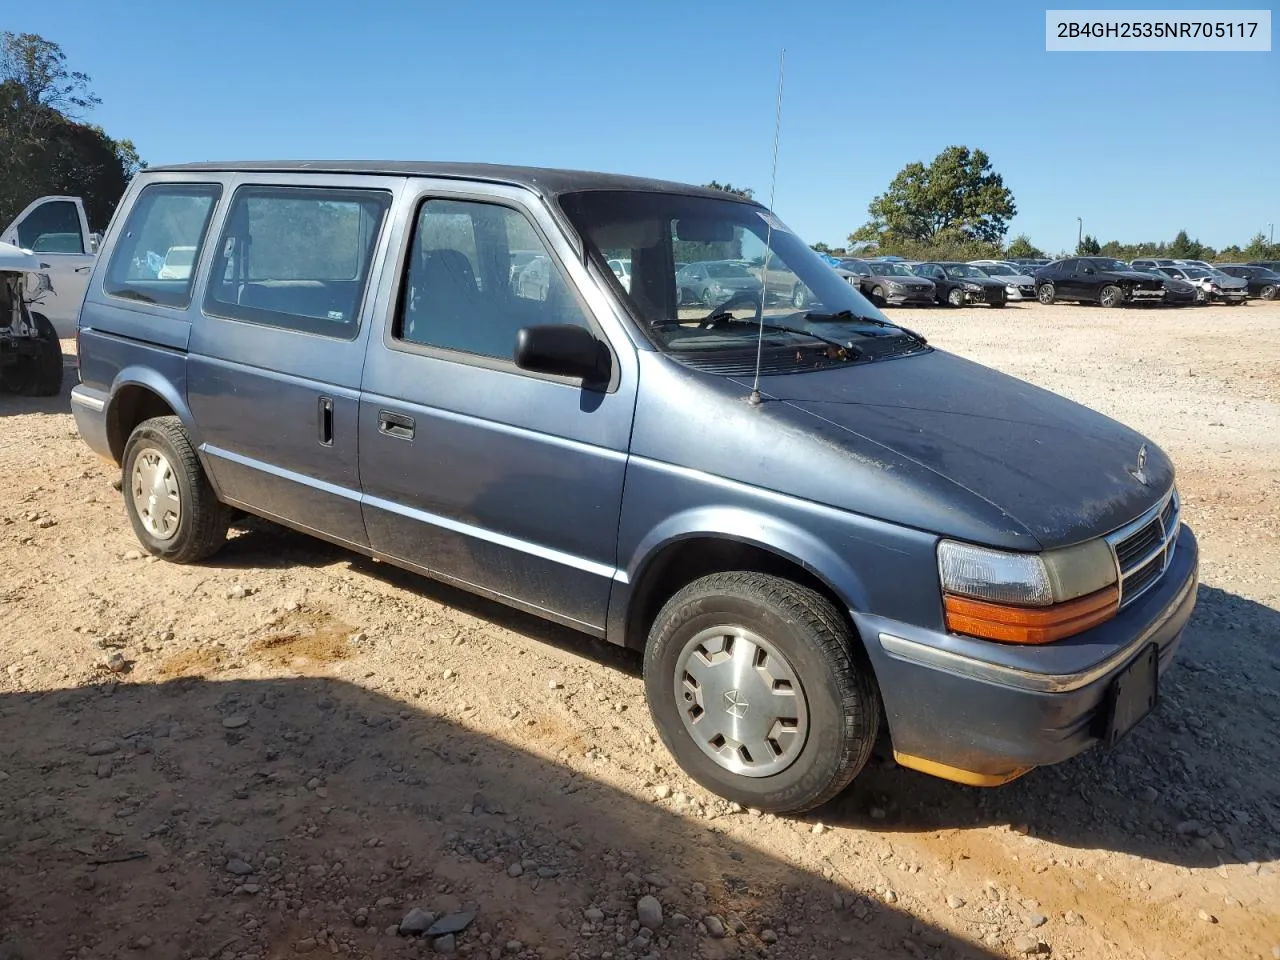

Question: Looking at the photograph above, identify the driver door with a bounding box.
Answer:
[1,196,95,337]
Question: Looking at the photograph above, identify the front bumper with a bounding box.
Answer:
[855,525,1199,784]
[885,289,936,306]
[964,288,1006,305]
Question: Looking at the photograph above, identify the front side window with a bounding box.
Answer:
[205,186,390,338]
[396,198,590,361]
[16,200,83,253]
[104,184,221,308]
[559,190,925,374]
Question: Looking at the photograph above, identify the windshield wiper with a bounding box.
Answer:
[804,309,928,346]
[702,313,864,358]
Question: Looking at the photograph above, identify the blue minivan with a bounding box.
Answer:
[71,163,1197,813]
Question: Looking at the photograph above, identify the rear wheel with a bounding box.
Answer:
[643,571,881,814]
[122,416,231,563]
[1099,285,1124,308]
[946,287,965,307]
[1260,284,1277,301]
[1,312,63,397]
[1037,282,1056,304]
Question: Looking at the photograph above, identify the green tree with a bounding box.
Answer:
[0,36,142,232]
[1005,235,1043,259]
[703,181,754,200]
[849,146,1016,248]
[1168,229,1205,260]
[1077,234,1101,256]
[1,31,100,116]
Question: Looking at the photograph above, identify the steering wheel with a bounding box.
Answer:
[699,291,762,329]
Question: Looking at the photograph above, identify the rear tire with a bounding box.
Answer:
[2,312,63,397]
[1099,285,1124,308]
[122,416,230,563]
[643,571,881,814]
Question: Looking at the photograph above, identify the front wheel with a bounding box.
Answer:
[869,285,885,306]
[1260,284,1277,301]
[946,287,965,307]
[122,416,231,563]
[643,572,881,814]
[1037,282,1056,304]
[1,312,63,397]
[1099,285,1124,308]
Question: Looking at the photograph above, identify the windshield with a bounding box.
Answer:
[559,190,923,371]
[870,262,914,277]
[1181,267,1211,279]
[943,264,988,279]
[977,263,1016,276]
[1085,258,1128,271]
[706,262,752,278]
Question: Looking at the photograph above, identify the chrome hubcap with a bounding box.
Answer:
[1039,285,1053,303]
[674,626,808,777]
[131,447,181,540]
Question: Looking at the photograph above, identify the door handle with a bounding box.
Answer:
[318,397,334,446]
[75,265,92,274]
[378,410,415,440]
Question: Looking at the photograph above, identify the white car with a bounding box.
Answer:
[157,245,197,280]
[968,260,1037,300]
[607,257,632,293]
[0,195,97,338]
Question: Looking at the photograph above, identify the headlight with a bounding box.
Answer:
[1006,284,1018,294]
[937,539,1119,644]
[963,282,982,291]
[887,281,905,292]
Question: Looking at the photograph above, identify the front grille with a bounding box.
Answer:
[1106,489,1180,607]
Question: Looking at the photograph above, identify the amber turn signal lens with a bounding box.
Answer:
[943,586,1120,644]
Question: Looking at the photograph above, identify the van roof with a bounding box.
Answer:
[146,161,755,203]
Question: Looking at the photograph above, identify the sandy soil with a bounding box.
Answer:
[1,301,1277,960]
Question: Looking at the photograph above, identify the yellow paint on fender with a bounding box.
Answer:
[894,751,1033,787]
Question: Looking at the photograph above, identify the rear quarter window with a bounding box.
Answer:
[204,186,391,339]
[104,184,222,308]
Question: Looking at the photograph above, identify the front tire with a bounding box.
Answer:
[1,312,63,397]
[1260,284,1277,301]
[122,416,231,563]
[1099,284,1124,308]
[946,287,965,307]
[1037,282,1056,304]
[870,285,885,306]
[643,572,881,814]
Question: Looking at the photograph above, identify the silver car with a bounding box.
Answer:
[969,260,1037,301]
[1154,265,1249,304]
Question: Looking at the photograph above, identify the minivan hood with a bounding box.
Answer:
[736,349,1171,549]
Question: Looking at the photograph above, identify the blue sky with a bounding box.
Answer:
[11,0,1278,252]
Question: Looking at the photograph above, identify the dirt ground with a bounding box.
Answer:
[1,301,1277,960]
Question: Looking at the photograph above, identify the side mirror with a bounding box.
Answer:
[515,324,610,382]
[1082,266,1096,275]
[89,232,102,254]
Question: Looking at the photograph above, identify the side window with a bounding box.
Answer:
[396,198,590,362]
[205,186,390,338]
[104,184,221,308]
[1060,259,1077,273]
[16,200,83,253]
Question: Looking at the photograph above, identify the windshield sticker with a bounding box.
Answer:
[757,211,790,233]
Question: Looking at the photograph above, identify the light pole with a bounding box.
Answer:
[1269,222,1275,246]
[1077,217,1083,250]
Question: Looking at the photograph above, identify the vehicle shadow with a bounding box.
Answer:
[211,519,641,677]
[0,674,1001,960]
[823,585,1280,869]
[198,526,1280,871]
[0,349,76,417]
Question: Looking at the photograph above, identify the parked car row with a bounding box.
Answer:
[829,254,1280,309]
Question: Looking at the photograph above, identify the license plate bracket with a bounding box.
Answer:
[1100,643,1160,747]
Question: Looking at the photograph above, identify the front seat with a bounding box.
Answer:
[404,249,481,351]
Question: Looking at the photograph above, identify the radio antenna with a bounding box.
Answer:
[749,47,786,406]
